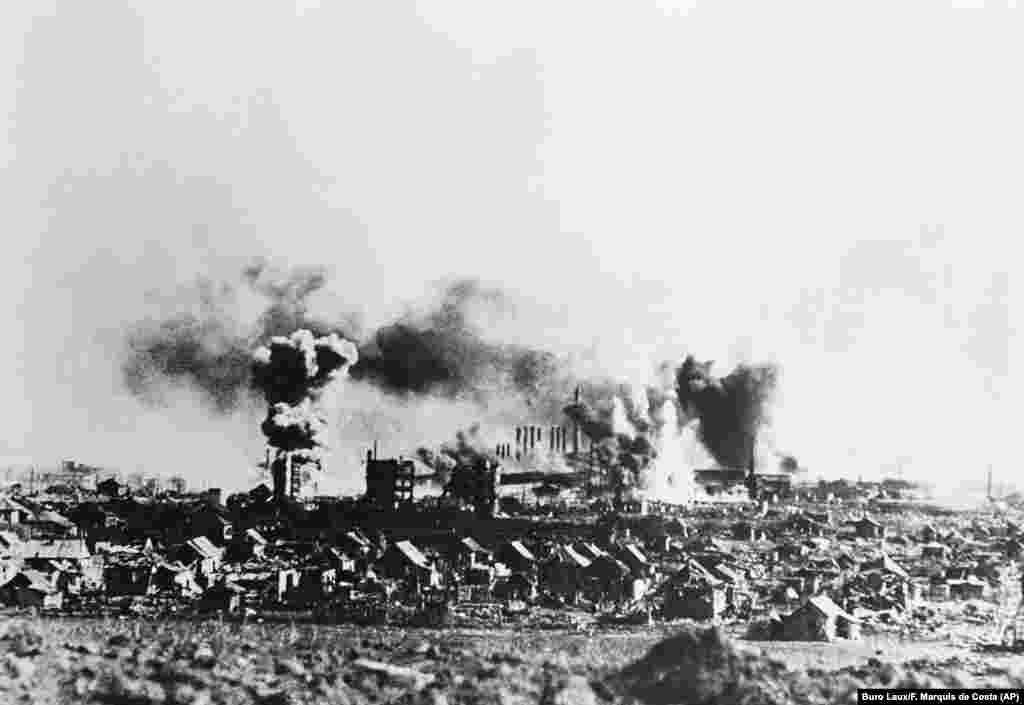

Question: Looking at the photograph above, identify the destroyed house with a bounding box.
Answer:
[584,554,631,601]
[779,595,860,642]
[852,517,885,540]
[662,567,726,620]
[921,542,949,560]
[189,506,233,545]
[231,528,268,561]
[177,537,223,578]
[789,515,828,537]
[339,530,374,562]
[0,530,22,558]
[449,536,492,570]
[0,569,63,609]
[544,545,592,601]
[732,522,766,541]
[104,558,155,596]
[497,541,537,574]
[948,576,986,601]
[321,547,357,575]
[573,542,607,562]
[199,581,245,613]
[378,540,439,589]
[21,538,92,566]
[863,553,909,581]
[0,496,32,525]
[616,544,652,577]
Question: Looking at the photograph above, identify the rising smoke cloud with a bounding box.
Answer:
[124,271,572,421]
[251,330,358,456]
[348,278,572,411]
[674,355,780,470]
[120,262,788,493]
[122,261,355,414]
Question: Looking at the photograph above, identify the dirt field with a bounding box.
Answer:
[1,616,1022,704]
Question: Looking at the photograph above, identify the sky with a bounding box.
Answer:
[0,1,1019,492]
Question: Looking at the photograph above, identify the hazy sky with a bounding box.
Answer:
[0,2,1018,490]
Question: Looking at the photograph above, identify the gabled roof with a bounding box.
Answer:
[13,569,56,594]
[22,539,90,561]
[805,595,860,623]
[575,542,607,560]
[678,558,723,586]
[506,540,536,562]
[552,545,591,569]
[0,496,32,515]
[587,554,630,577]
[344,530,372,550]
[394,540,431,569]
[711,563,744,584]
[245,529,268,545]
[620,544,649,565]
[867,553,909,580]
[34,509,74,528]
[460,536,490,555]
[185,537,222,560]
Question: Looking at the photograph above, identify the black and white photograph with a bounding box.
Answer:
[0,2,1020,703]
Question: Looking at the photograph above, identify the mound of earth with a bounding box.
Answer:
[615,626,793,705]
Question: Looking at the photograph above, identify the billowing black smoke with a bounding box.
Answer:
[563,388,664,494]
[675,355,779,470]
[123,261,356,412]
[431,423,498,468]
[251,330,358,454]
[122,279,253,412]
[349,279,569,409]
[125,270,573,421]
[242,259,357,340]
[778,454,800,473]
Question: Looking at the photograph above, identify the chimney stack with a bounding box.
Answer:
[572,387,581,455]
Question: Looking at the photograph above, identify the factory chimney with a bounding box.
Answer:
[745,445,757,500]
[572,386,581,455]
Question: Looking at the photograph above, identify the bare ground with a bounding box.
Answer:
[0,616,1022,704]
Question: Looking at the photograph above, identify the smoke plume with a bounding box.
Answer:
[123,262,353,414]
[349,278,570,410]
[674,355,779,470]
[251,330,358,455]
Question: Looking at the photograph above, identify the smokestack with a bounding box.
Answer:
[572,387,581,455]
[516,427,522,447]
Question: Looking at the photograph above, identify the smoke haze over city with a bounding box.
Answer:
[0,2,1018,494]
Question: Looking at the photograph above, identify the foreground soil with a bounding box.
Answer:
[1,615,1023,704]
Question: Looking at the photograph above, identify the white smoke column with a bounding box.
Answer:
[632,385,651,426]
[611,396,635,438]
[644,400,706,504]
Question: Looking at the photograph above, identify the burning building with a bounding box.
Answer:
[364,449,416,512]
